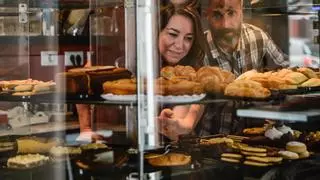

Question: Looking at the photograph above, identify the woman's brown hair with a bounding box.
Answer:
[160,6,206,68]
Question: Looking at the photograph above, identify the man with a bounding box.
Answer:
[203,0,288,76]
[196,0,290,135]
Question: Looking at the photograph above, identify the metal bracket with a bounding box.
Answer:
[19,3,28,23]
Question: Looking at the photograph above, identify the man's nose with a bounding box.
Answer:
[221,16,232,29]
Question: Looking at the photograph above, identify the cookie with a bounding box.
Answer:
[221,153,243,159]
[221,157,241,163]
[246,156,283,163]
[244,160,270,167]
[241,151,267,157]
[278,151,299,160]
[240,146,267,153]
[286,141,307,154]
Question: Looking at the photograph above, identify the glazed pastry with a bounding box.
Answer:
[276,125,294,135]
[7,154,49,169]
[147,153,191,166]
[264,127,284,140]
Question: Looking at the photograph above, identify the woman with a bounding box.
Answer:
[157,6,207,141]
[162,0,200,9]
[159,5,206,68]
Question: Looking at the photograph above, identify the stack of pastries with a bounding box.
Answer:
[236,67,320,90]
[103,65,235,96]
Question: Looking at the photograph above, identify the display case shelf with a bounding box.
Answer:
[237,105,320,122]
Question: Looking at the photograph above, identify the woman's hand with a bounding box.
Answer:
[157,108,191,141]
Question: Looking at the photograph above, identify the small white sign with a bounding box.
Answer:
[41,51,58,66]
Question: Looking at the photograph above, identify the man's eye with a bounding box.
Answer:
[212,12,222,19]
[227,10,235,16]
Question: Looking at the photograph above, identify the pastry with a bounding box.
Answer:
[243,160,270,167]
[147,153,191,166]
[68,66,116,73]
[165,79,204,95]
[274,69,293,78]
[224,80,271,98]
[7,154,49,169]
[196,66,228,93]
[0,142,15,152]
[298,151,310,159]
[267,76,298,90]
[264,127,284,140]
[278,150,299,160]
[17,137,62,154]
[221,157,241,163]
[103,78,137,95]
[236,70,258,80]
[246,156,282,163]
[14,84,33,92]
[80,143,108,151]
[200,137,234,145]
[300,78,320,87]
[50,146,82,157]
[174,65,197,81]
[241,151,267,157]
[276,125,294,135]
[286,141,307,153]
[221,153,243,159]
[160,66,176,80]
[297,67,318,79]
[243,127,265,135]
[87,67,132,94]
[283,72,308,85]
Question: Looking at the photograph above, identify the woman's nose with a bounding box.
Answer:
[174,37,184,50]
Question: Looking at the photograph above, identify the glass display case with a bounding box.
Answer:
[0,0,319,180]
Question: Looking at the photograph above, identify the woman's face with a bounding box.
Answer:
[159,14,194,65]
[170,0,188,6]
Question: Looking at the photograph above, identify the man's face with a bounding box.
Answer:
[207,0,243,46]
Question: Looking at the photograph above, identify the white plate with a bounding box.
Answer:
[101,93,206,103]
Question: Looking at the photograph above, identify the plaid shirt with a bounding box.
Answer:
[204,23,289,76]
[196,23,289,136]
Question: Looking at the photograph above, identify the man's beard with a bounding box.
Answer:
[212,27,241,47]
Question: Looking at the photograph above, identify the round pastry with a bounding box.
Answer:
[264,127,284,140]
[147,153,191,166]
[299,151,310,159]
[286,141,307,154]
[160,66,176,80]
[278,150,299,160]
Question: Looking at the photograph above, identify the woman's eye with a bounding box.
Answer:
[168,32,178,37]
[185,36,193,42]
